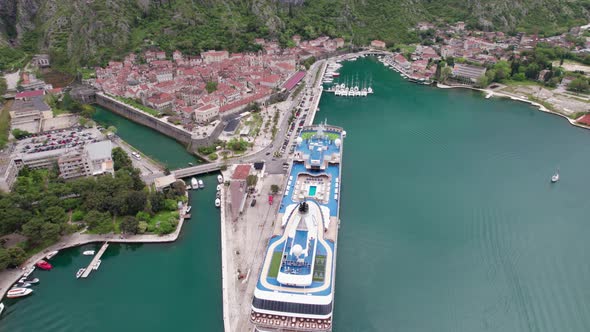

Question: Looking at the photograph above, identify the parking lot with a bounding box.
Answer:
[277,92,312,157]
[14,126,104,155]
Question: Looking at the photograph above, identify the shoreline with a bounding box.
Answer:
[219,174,231,332]
[436,83,590,131]
[0,205,188,301]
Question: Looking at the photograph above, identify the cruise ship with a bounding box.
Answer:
[251,122,345,332]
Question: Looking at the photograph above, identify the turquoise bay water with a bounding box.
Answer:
[2,57,590,332]
[322,58,590,332]
[93,105,200,169]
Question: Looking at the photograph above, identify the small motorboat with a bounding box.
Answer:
[188,162,194,166]
[76,268,85,279]
[19,277,39,284]
[215,198,221,208]
[16,283,32,288]
[0,303,4,316]
[186,205,192,213]
[23,267,35,278]
[217,175,223,183]
[216,184,222,192]
[6,288,33,298]
[83,250,95,256]
[191,177,198,189]
[216,192,221,199]
[35,260,52,270]
[45,250,59,260]
[93,260,102,270]
[551,170,560,183]
[198,179,204,188]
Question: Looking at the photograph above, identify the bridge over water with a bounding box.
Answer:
[172,162,222,179]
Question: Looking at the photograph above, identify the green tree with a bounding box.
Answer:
[41,222,61,242]
[439,66,452,83]
[7,247,27,266]
[270,184,280,194]
[126,191,147,215]
[246,174,258,188]
[475,75,489,88]
[22,217,46,245]
[121,216,139,234]
[493,61,511,81]
[206,81,218,93]
[12,129,31,139]
[85,210,112,233]
[0,248,10,270]
[45,206,67,223]
[112,147,133,171]
[567,78,590,93]
[149,192,166,213]
[0,77,7,96]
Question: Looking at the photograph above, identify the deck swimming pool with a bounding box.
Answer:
[309,185,317,196]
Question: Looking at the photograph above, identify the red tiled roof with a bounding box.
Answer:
[232,164,251,180]
[577,114,590,126]
[16,90,45,99]
[283,71,305,91]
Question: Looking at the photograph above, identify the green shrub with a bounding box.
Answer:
[71,210,85,222]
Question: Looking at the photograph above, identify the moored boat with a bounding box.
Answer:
[186,205,192,213]
[45,250,59,260]
[215,198,221,208]
[76,268,85,279]
[191,177,198,189]
[93,260,102,270]
[551,170,560,183]
[83,250,95,256]
[217,175,223,183]
[35,260,52,270]
[6,288,33,298]
[0,303,4,316]
[216,184,221,191]
[19,277,39,284]
[198,179,204,188]
[16,283,32,288]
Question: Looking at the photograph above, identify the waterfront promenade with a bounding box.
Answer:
[0,206,188,300]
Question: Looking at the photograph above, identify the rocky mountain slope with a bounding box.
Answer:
[0,0,588,69]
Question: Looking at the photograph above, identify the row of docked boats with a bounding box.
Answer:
[215,176,222,208]
[329,83,374,97]
[5,250,59,301]
[190,177,205,190]
[322,62,342,84]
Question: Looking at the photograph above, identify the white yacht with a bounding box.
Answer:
[217,175,223,183]
[198,179,204,188]
[83,250,95,256]
[551,170,560,183]
[19,277,39,284]
[191,177,198,189]
[215,198,221,208]
[45,250,59,260]
[76,268,85,279]
[6,288,33,298]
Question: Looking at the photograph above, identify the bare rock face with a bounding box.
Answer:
[0,0,42,44]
